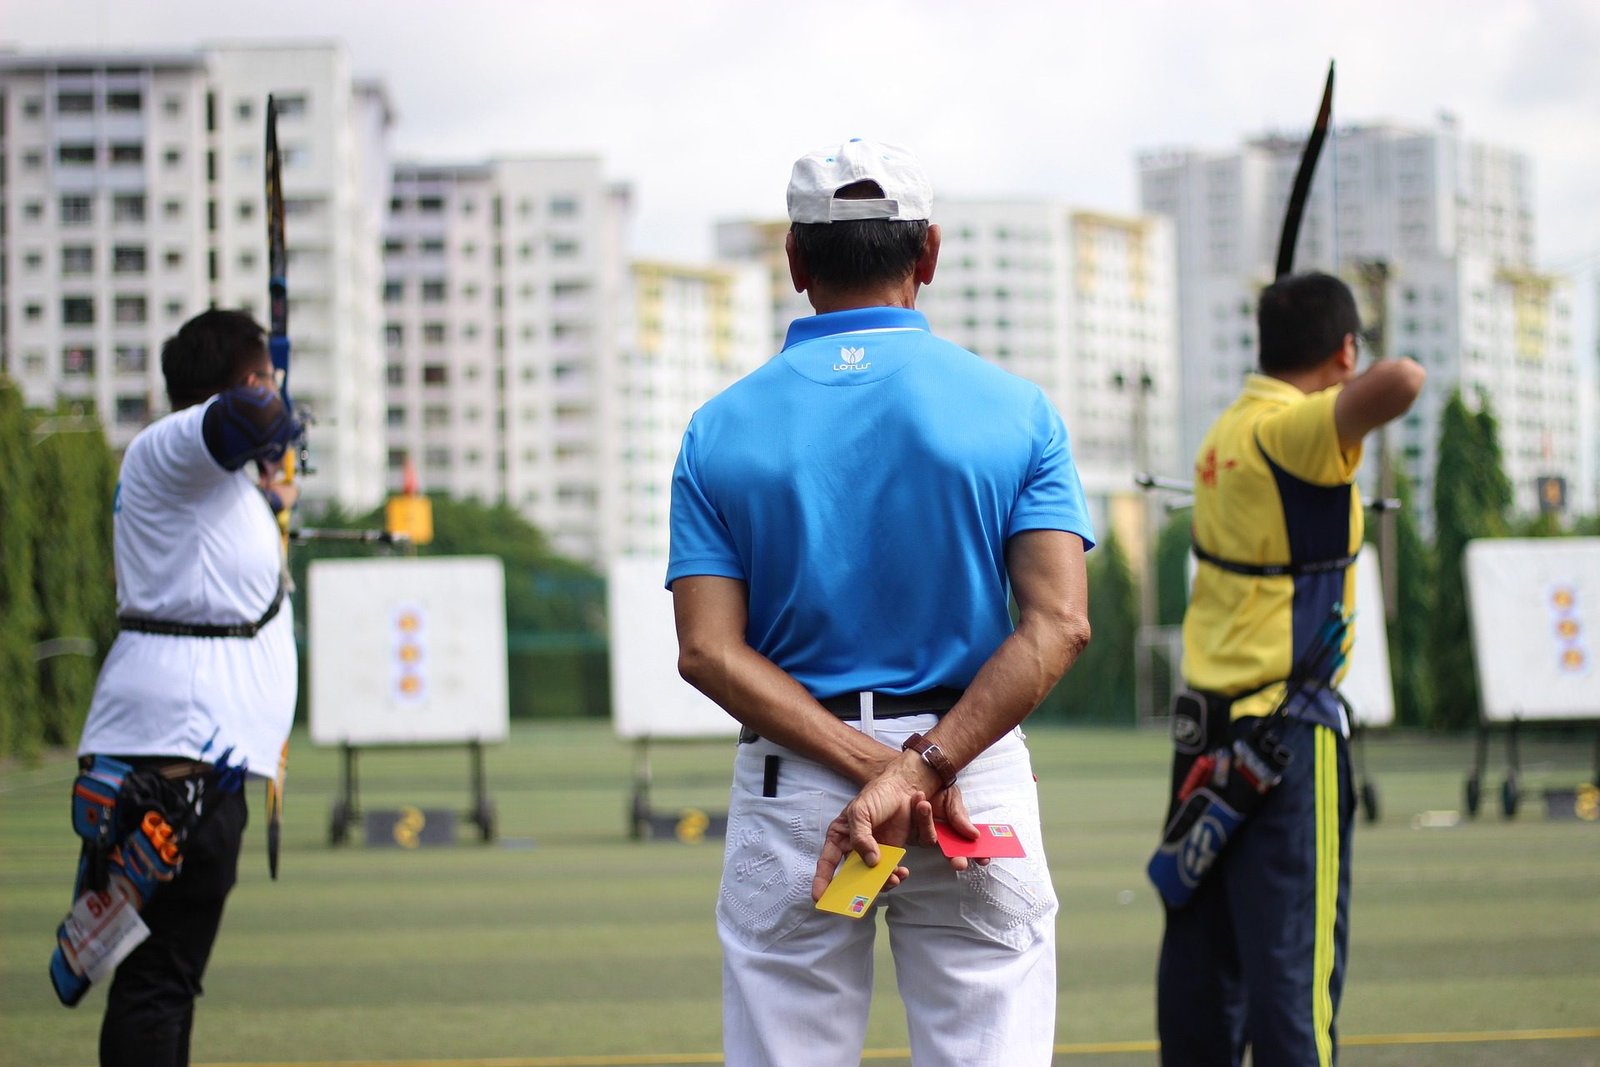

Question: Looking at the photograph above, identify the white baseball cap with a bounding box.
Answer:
[786,138,933,224]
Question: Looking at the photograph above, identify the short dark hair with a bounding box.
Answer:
[790,218,929,290]
[162,308,268,408]
[1256,272,1361,374]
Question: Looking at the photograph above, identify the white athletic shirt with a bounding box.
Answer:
[78,397,297,778]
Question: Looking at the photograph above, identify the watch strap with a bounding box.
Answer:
[902,732,958,788]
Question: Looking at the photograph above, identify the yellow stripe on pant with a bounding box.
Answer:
[1312,725,1338,1067]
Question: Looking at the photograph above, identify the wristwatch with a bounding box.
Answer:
[902,733,958,788]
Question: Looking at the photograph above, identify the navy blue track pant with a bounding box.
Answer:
[99,780,247,1067]
[1157,716,1355,1067]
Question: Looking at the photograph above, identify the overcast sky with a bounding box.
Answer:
[8,0,1600,280]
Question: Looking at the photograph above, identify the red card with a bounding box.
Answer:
[934,822,1027,859]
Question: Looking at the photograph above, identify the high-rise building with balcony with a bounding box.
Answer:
[1139,117,1583,523]
[383,157,632,564]
[0,44,394,512]
[605,259,769,561]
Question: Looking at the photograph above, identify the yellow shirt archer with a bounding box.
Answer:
[1182,374,1363,720]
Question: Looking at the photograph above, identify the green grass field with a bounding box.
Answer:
[3,723,1598,1066]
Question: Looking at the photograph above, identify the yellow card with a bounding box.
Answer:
[815,845,907,919]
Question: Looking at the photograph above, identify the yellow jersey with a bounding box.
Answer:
[1182,374,1363,719]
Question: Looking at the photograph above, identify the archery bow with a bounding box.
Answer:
[1274,61,1335,279]
[264,94,299,880]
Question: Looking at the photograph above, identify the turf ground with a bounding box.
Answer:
[3,723,1598,1066]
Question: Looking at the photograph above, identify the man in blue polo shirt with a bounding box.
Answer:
[668,139,1095,1067]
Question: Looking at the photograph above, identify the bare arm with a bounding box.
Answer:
[811,528,1092,892]
[1334,358,1426,450]
[672,575,901,786]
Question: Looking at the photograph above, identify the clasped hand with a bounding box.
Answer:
[810,756,987,903]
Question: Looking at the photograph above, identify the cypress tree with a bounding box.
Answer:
[32,403,118,747]
[1043,528,1138,724]
[1155,511,1193,627]
[0,381,43,758]
[1427,389,1511,729]
[1385,467,1434,727]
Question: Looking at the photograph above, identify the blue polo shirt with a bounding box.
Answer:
[667,306,1094,698]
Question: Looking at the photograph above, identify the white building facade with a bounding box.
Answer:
[605,259,770,560]
[1139,118,1583,522]
[383,157,631,564]
[0,44,394,512]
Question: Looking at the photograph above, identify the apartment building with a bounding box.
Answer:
[604,259,770,560]
[382,157,631,564]
[1139,117,1583,521]
[0,44,393,512]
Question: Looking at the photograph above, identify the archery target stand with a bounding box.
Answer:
[1462,538,1600,819]
[609,557,737,842]
[309,556,509,844]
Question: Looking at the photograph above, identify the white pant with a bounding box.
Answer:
[718,716,1058,1067]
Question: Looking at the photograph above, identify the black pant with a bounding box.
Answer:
[99,780,248,1067]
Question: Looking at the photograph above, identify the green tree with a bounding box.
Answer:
[31,404,118,747]
[1426,389,1511,729]
[1381,467,1434,727]
[1155,511,1193,627]
[1039,529,1138,725]
[0,380,43,758]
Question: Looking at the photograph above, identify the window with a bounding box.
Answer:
[163,147,182,168]
[25,302,44,322]
[423,404,449,427]
[114,296,148,324]
[24,250,43,271]
[384,281,404,303]
[22,149,44,170]
[239,250,256,270]
[113,246,147,274]
[238,201,255,222]
[386,406,405,427]
[273,95,307,118]
[165,249,184,270]
[115,345,149,373]
[106,91,142,113]
[386,324,404,347]
[237,99,254,122]
[110,143,144,165]
[422,324,447,345]
[58,144,96,166]
[164,198,183,220]
[421,280,447,302]
[549,196,579,218]
[62,246,94,275]
[23,97,44,118]
[551,239,580,258]
[165,299,184,320]
[422,364,448,385]
[115,396,150,424]
[24,201,46,222]
[63,346,96,375]
[385,239,405,257]
[418,238,446,256]
[163,95,182,118]
[417,196,445,214]
[424,446,451,469]
[113,195,146,223]
[58,92,95,114]
[63,297,95,326]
